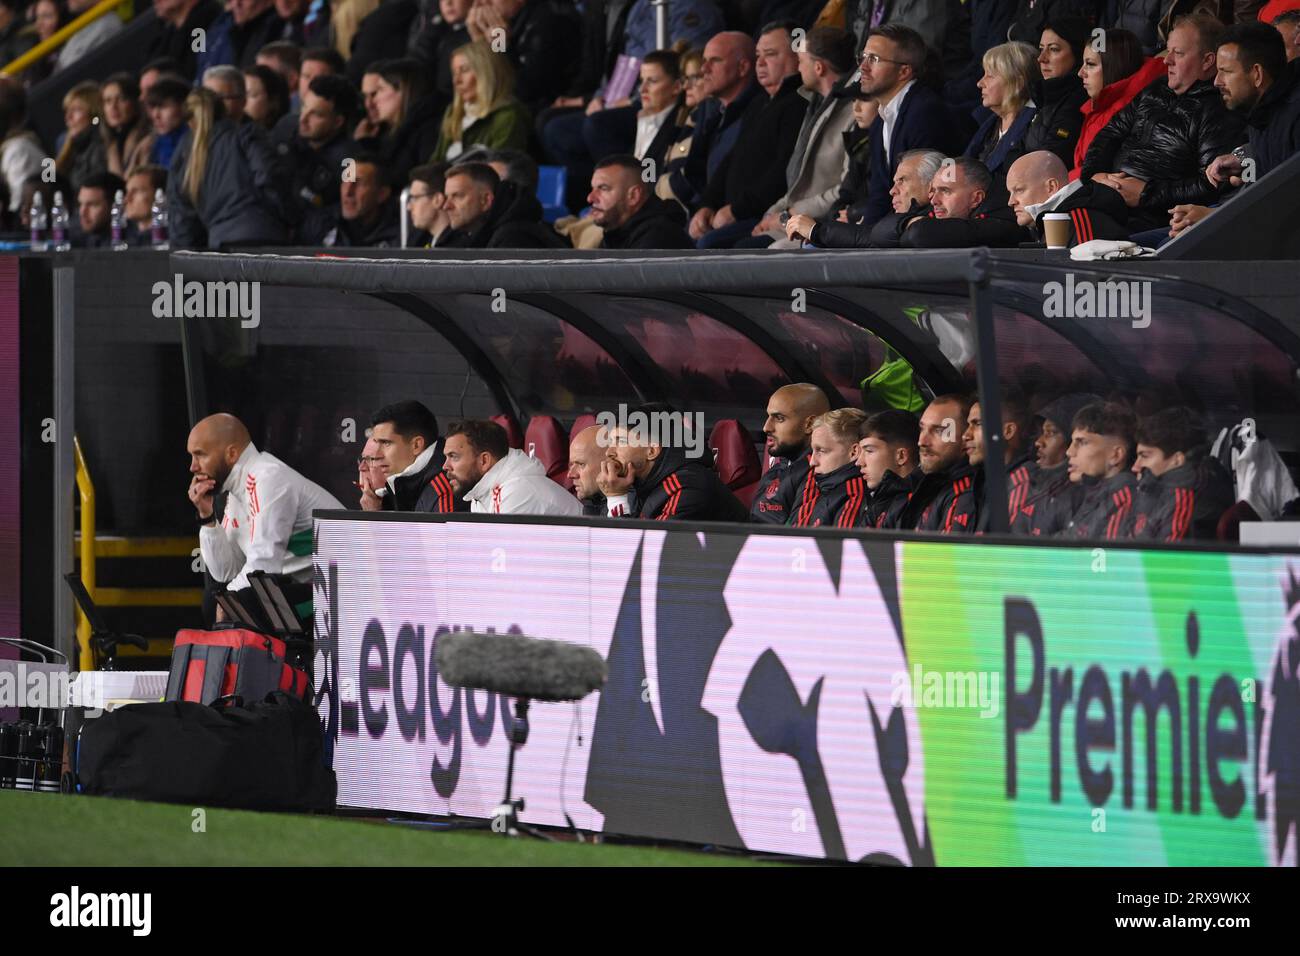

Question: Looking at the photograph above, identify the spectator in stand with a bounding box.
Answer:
[430,42,530,161]
[347,0,420,81]
[437,161,564,247]
[689,22,804,247]
[74,171,124,248]
[1023,17,1091,166]
[895,155,1032,248]
[750,382,830,524]
[1128,406,1234,540]
[659,32,760,213]
[124,164,168,245]
[271,46,346,146]
[895,392,973,531]
[539,0,723,212]
[203,66,248,124]
[596,402,749,521]
[0,82,47,220]
[196,0,287,75]
[324,153,401,247]
[271,0,309,44]
[138,77,191,171]
[59,0,124,71]
[463,0,580,116]
[100,74,151,180]
[963,389,1036,532]
[1177,21,1300,236]
[285,74,355,244]
[139,57,182,98]
[410,0,471,102]
[827,89,879,220]
[359,58,443,183]
[1081,14,1247,233]
[1011,392,1098,535]
[482,147,538,193]
[169,88,291,249]
[965,42,1042,195]
[568,423,612,516]
[1071,28,1167,178]
[788,408,870,528]
[653,48,705,209]
[28,0,69,85]
[1060,401,1138,540]
[1274,9,1300,61]
[359,400,463,513]
[55,83,107,194]
[853,408,920,529]
[0,0,36,71]
[589,153,694,249]
[255,41,303,102]
[442,418,582,515]
[243,64,291,130]
[407,162,453,246]
[1006,149,1131,243]
[145,0,222,80]
[634,50,688,174]
[858,24,963,227]
[786,147,943,246]
[748,25,859,249]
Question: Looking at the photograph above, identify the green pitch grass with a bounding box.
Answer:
[0,791,776,866]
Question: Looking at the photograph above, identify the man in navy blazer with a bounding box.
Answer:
[859,24,961,227]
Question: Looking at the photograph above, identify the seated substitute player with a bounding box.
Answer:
[750,383,831,524]
[359,400,462,512]
[1060,401,1139,540]
[962,389,1036,532]
[789,408,869,527]
[853,408,919,529]
[1011,393,1099,535]
[1129,405,1233,541]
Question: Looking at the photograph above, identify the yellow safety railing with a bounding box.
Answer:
[1,0,135,77]
[73,435,95,670]
[73,435,201,666]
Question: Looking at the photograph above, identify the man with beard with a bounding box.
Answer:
[187,413,341,622]
[589,154,692,249]
[441,419,581,515]
[853,408,920,529]
[962,389,1036,533]
[750,383,831,524]
[359,400,463,513]
[896,393,974,532]
[597,403,749,521]
[1012,392,1098,535]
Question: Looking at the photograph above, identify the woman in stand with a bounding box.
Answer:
[430,41,528,162]
[1070,28,1167,180]
[964,42,1041,195]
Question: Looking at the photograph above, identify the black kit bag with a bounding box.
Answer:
[75,691,335,811]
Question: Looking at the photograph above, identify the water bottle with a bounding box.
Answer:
[29,192,47,251]
[50,191,70,252]
[110,189,128,251]
[150,188,169,250]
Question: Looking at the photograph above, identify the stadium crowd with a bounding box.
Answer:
[1,0,1298,250]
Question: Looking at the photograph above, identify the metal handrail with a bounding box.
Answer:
[0,0,133,77]
[72,435,95,671]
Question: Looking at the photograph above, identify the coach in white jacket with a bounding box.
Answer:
[443,419,582,516]
[187,413,343,592]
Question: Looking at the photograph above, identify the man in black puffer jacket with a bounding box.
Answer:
[596,404,749,522]
[439,162,567,249]
[1081,13,1248,231]
[590,154,693,249]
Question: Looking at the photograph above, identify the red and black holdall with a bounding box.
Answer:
[165,629,309,705]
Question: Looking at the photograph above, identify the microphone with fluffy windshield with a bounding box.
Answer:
[436,630,606,836]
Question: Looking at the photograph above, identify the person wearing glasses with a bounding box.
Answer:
[407,162,452,246]
[203,66,248,124]
[855,24,960,228]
